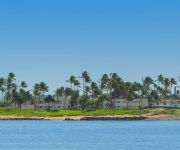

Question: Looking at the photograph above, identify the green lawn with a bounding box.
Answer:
[0,108,176,117]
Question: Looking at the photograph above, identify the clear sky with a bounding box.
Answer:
[0,0,180,92]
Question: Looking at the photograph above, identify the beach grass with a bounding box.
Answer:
[0,108,176,117]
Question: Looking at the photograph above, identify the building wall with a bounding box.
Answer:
[35,96,71,110]
[113,99,149,109]
[155,100,180,108]
[100,99,149,109]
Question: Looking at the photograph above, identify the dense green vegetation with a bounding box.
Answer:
[0,72,180,110]
[0,108,177,117]
[0,108,179,117]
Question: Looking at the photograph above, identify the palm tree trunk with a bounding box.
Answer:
[71,83,73,90]
[127,99,129,109]
[34,96,37,110]
[82,78,84,94]
[74,84,75,91]
[2,92,4,102]
[64,96,66,109]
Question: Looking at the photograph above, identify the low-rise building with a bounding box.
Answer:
[100,99,149,109]
[114,99,149,109]
[35,96,72,110]
[155,99,180,108]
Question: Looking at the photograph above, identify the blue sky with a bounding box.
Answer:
[0,0,180,92]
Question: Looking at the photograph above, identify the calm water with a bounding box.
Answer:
[0,121,180,150]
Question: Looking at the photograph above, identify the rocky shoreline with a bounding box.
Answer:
[1,115,180,121]
[79,116,147,121]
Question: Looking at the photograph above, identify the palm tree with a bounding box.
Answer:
[0,77,5,101]
[39,82,49,100]
[16,89,32,109]
[21,81,28,89]
[81,71,91,94]
[98,94,109,108]
[55,87,65,99]
[44,95,54,110]
[100,74,110,93]
[7,73,16,81]
[170,78,177,98]
[158,75,164,86]
[70,90,79,109]
[91,82,101,98]
[107,73,124,108]
[55,87,65,109]
[156,75,165,99]
[132,82,143,108]
[143,76,154,99]
[64,88,72,109]
[11,83,18,107]
[150,90,159,102]
[144,76,154,85]
[123,82,136,109]
[74,80,80,90]
[67,75,76,90]
[163,78,171,98]
[5,72,16,102]
[85,86,91,96]
[33,83,41,110]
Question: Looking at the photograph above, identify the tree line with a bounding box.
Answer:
[0,72,179,109]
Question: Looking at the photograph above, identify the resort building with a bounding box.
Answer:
[34,96,72,110]
[155,99,180,108]
[114,99,149,109]
[10,94,180,110]
[100,99,149,109]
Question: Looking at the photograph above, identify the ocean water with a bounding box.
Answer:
[0,121,180,150]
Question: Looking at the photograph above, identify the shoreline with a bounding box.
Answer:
[1,115,180,121]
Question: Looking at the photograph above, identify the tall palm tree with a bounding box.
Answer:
[143,76,154,99]
[11,83,17,106]
[91,82,101,98]
[39,82,49,100]
[44,95,54,110]
[132,82,143,108]
[55,87,65,109]
[163,78,171,98]
[21,81,28,89]
[7,73,16,81]
[67,76,76,90]
[16,89,32,109]
[5,72,16,102]
[100,74,110,93]
[70,90,79,109]
[33,83,41,110]
[85,86,91,96]
[74,80,80,90]
[124,82,135,109]
[0,77,5,101]
[81,71,91,94]
[107,73,124,108]
[170,78,177,98]
[158,75,164,86]
[55,87,65,99]
[64,88,72,109]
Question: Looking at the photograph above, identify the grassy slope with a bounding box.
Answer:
[0,108,179,117]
